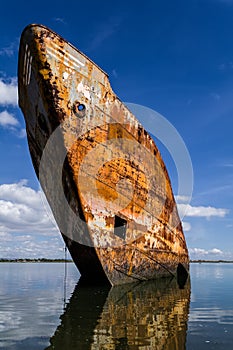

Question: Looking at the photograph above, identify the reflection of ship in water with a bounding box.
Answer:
[45,277,190,350]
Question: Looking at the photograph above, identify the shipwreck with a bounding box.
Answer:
[18,24,189,285]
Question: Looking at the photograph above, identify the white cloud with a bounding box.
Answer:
[182,221,191,232]
[188,247,231,261]
[190,248,209,256]
[178,203,229,219]
[53,17,66,24]
[0,47,14,57]
[188,247,233,262]
[0,234,65,260]
[0,78,18,106]
[0,43,15,57]
[0,231,12,242]
[17,128,26,138]
[0,181,67,258]
[189,247,224,258]
[0,110,25,138]
[221,162,233,168]
[209,248,223,255]
[0,181,58,235]
[190,248,223,256]
[0,110,19,127]
[175,195,190,203]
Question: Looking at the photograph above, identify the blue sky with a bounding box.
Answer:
[0,0,233,260]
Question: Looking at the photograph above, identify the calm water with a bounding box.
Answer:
[0,263,232,349]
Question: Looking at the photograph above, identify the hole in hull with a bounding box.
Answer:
[114,215,127,240]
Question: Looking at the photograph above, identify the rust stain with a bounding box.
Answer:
[18,24,189,286]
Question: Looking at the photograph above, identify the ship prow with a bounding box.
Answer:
[18,24,189,285]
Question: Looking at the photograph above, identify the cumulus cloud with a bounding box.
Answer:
[0,180,58,234]
[178,203,229,219]
[0,231,12,242]
[0,110,19,127]
[190,247,223,255]
[0,181,66,258]
[189,247,227,260]
[0,77,25,136]
[189,248,209,256]
[0,233,65,259]
[209,248,223,255]
[0,78,18,106]
[189,247,233,261]
[0,110,25,137]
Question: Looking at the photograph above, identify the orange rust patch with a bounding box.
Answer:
[96,158,148,215]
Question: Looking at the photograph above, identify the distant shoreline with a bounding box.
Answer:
[190,260,233,263]
[0,258,73,263]
[0,258,233,263]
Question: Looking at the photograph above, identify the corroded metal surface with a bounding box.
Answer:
[18,24,189,285]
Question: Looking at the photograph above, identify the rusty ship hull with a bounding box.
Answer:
[18,24,189,285]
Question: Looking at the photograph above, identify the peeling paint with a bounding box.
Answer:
[18,24,189,285]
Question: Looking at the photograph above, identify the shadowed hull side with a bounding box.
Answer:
[61,234,110,284]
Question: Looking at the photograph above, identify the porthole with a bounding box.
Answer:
[72,101,86,118]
